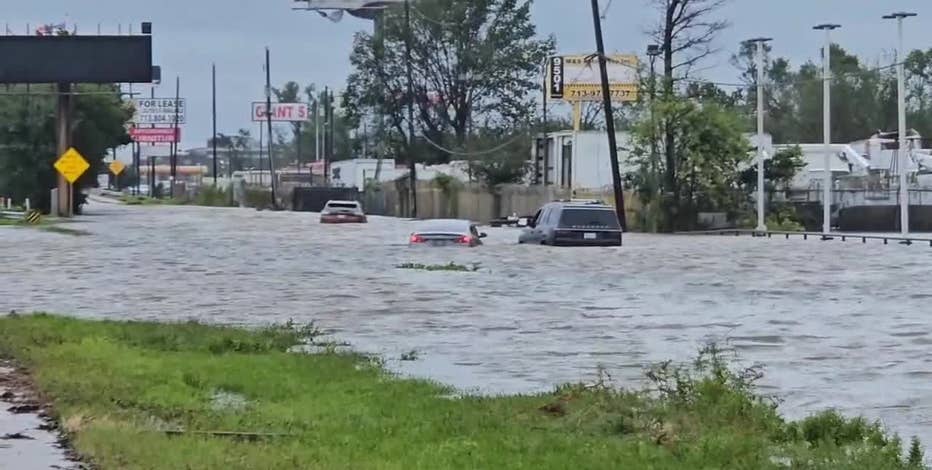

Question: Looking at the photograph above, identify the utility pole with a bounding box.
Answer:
[212,63,218,186]
[745,37,772,233]
[265,46,277,208]
[323,86,331,184]
[170,76,180,198]
[404,0,418,218]
[813,24,840,237]
[314,94,321,162]
[647,44,661,229]
[589,0,626,232]
[884,12,917,235]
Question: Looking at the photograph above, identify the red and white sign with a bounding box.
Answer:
[130,127,181,143]
[252,102,309,122]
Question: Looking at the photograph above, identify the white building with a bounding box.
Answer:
[329,159,396,191]
[531,130,771,191]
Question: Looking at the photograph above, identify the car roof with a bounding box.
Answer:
[415,219,472,233]
[546,202,614,210]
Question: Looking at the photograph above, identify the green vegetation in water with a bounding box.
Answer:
[0,314,924,470]
[39,226,92,237]
[396,262,480,272]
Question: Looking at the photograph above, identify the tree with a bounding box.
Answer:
[648,0,730,230]
[739,145,805,191]
[732,43,905,145]
[628,99,750,230]
[342,0,554,164]
[0,84,131,213]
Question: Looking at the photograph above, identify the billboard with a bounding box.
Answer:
[130,127,181,144]
[0,36,152,84]
[252,102,309,122]
[132,98,186,125]
[293,1,404,19]
[295,1,403,9]
[548,54,639,102]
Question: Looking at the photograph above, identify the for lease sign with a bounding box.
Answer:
[132,98,186,124]
[252,102,309,122]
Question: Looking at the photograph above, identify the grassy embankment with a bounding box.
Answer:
[0,215,90,236]
[0,314,924,470]
[119,186,272,209]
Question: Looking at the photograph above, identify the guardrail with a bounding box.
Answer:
[677,229,932,247]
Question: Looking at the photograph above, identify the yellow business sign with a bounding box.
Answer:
[54,148,90,184]
[548,54,640,102]
[109,160,126,176]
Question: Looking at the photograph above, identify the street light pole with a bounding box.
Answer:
[744,37,772,233]
[883,12,916,235]
[813,24,840,237]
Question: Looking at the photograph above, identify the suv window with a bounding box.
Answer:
[559,208,620,229]
[538,207,553,227]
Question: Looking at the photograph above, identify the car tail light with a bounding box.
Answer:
[410,234,425,243]
[457,236,473,245]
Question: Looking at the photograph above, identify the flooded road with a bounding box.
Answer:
[2,202,931,443]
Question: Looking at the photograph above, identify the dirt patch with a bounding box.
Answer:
[0,360,90,469]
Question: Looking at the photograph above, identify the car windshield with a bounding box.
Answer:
[327,202,359,209]
[559,208,620,228]
[417,220,469,234]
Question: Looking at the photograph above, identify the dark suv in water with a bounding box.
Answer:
[518,200,622,247]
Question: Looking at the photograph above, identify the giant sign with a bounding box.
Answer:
[252,102,309,122]
[132,98,186,125]
[548,54,639,102]
[0,36,152,84]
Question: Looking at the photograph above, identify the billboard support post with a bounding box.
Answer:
[56,82,72,217]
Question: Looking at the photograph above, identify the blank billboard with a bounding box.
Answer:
[0,36,153,84]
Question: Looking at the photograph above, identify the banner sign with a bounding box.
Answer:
[132,98,186,124]
[252,102,309,122]
[130,127,181,143]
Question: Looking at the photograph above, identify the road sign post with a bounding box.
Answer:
[53,147,90,218]
[110,160,126,190]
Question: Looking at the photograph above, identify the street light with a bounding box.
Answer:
[743,37,772,233]
[883,12,917,235]
[813,23,841,237]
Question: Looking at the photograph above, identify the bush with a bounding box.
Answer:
[194,185,233,207]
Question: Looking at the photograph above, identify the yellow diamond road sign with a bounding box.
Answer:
[54,148,90,184]
[109,160,126,176]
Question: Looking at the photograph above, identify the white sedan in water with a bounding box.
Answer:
[409,219,487,247]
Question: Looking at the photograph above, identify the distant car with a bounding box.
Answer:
[518,200,622,246]
[320,200,367,224]
[409,219,486,247]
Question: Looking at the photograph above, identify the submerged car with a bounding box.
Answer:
[320,200,367,224]
[409,219,487,247]
[518,200,622,246]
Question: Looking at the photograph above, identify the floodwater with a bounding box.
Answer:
[2,202,932,445]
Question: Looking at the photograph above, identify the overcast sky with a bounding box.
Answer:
[5,0,932,153]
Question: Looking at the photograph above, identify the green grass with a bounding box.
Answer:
[0,314,923,470]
